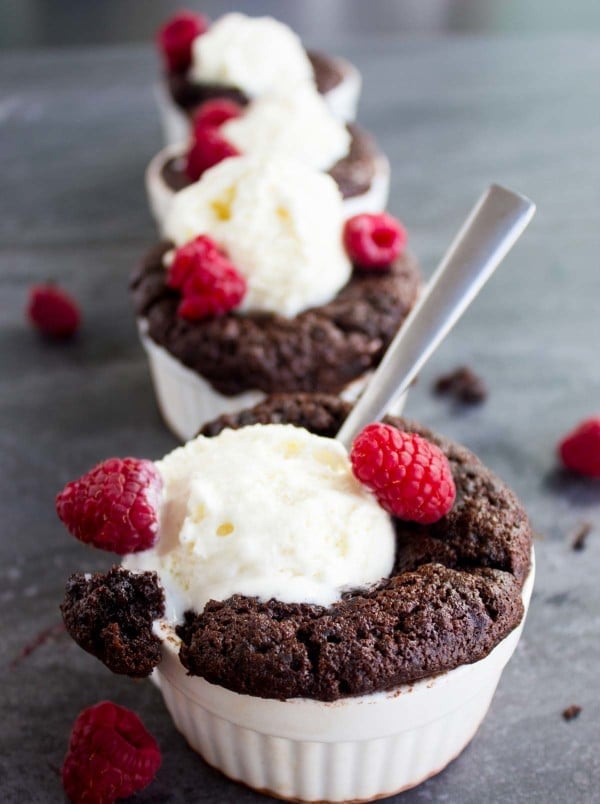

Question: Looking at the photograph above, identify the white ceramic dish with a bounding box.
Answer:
[145,145,390,235]
[155,58,361,147]
[138,321,406,442]
[153,552,535,802]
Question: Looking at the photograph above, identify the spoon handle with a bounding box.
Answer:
[337,184,536,448]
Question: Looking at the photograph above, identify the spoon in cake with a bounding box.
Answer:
[337,184,535,448]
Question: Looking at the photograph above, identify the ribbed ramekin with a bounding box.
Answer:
[138,321,407,442]
[153,553,534,802]
[145,145,390,236]
[154,61,361,147]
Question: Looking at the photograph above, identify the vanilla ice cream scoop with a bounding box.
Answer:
[189,13,314,97]
[163,156,352,317]
[123,424,395,622]
[222,85,351,172]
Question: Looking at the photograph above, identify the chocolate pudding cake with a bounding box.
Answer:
[131,243,420,398]
[61,393,532,702]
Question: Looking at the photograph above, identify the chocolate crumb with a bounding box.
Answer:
[434,366,487,405]
[571,522,592,552]
[562,704,582,721]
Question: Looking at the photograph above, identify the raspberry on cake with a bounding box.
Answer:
[167,234,246,319]
[56,457,163,554]
[192,98,243,131]
[186,125,240,181]
[156,11,209,74]
[350,422,456,523]
[344,212,408,268]
[62,701,161,803]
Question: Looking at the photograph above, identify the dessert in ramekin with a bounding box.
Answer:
[132,155,420,441]
[156,12,362,146]
[146,87,389,233]
[59,393,534,803]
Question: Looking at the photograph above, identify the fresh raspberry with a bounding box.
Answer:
[27,284,80,339]
[350,423,456,524]
[156,11,209,73]
[56,458,163,555]
[62,701,161,804]
[167,235,246,320]
[192,99,243,136]
[558,417,600,477]
[343,212,407,269]
[186,125,240,181]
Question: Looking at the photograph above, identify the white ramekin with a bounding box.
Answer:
[153,553,535,802]
[138,321,406,442]
[155,61,361,147]
[145,145,390,236]
[320,56,362,123]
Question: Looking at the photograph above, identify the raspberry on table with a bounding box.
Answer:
[344,212,407,269]
[168,235,246,320]
[56,458,163,555]
[350,422,456,524]
[559,416,600,477]
[27,284,81,339]
[192,99,243,136]
[62,701,161,803]
[186,125,240,181]
[156,11,209,73]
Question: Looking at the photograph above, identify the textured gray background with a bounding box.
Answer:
[1,35,600,803]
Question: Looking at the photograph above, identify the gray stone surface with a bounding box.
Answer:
[1,36,599,803]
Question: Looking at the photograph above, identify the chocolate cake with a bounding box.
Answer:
[61,394,532,701]
[166,50,345,117]
[161,124,379,200]
[131,246,421,397]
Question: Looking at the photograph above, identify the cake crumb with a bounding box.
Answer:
[562,704,582,721]
[433,366,487,405]
[571,522,592,552]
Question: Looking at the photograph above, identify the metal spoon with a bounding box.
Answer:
[337,184,536,448]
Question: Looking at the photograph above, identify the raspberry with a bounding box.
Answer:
[56,458,163,555]
[27,284,80,339]
[156,11,209,73]
[62,701,161,804]
[350,423,456,524]
[558,417,600,477]
[186,125,240,181]
[192,99,243,136]
[343,212,407,269]
[167,235,246,320]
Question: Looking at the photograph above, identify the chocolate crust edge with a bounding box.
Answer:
[61,566,165,678]
[166,49,345,113]
[131,247,421,398]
